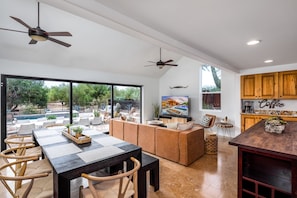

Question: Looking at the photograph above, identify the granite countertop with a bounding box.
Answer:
[241,110,297,117]
[229,120,297,159]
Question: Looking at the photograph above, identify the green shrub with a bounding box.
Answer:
[47,115,57,120]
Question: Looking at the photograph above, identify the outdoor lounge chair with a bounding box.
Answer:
[78,118,90,126]
[91,117,103,125]
[17,123,36,136]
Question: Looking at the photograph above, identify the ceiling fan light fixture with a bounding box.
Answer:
[247,40,261,46]
[29,27,48,41]
[264,59,273,63]
[30,34,47,41]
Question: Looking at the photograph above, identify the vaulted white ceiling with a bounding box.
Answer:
[1,0,297,77]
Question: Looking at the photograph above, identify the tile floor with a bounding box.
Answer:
[144,136,238,198]
[0,135,238,198]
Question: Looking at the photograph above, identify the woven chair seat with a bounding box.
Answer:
[15,173,53,198]
[81,177,135,198]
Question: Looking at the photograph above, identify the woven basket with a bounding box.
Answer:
[205,134,218,154]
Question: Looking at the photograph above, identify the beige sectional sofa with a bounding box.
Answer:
[109,119,205,166]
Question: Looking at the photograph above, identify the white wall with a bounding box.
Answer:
[159,57,241,136]
[0,58,160,122]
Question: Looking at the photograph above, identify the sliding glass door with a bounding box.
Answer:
[113,85,141,122]
[1,75,142,151]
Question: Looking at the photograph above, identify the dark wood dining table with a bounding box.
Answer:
[33,127,142,198]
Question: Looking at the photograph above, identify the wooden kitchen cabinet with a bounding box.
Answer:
[279,70,297,99]
[241,114,269,132]
[241,73,278,99]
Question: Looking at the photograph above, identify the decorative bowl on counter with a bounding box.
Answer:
[264,116,287,134]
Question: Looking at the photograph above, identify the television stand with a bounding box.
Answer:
[159,115,192,124]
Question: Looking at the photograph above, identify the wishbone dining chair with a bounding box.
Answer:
[80,157,141,198]
[0,158,53,198]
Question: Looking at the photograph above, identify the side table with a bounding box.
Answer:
[216,122,233,137]
[205,134,218,154]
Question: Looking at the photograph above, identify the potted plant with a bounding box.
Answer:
[65,123,72,133]
[72,126,83,138]
[152,103,160,120]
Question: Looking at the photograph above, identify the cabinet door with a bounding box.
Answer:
[241,115,256,132]
[159,118,169,124]
[241,73,278,99]
[171,117,187,123]
[279,71,297,99]
[241,115,267,132]
[241,75,257,99]
[259,73,278,98]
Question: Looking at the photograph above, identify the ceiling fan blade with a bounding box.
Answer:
[10,16,32,29]
[164,64,178,66]
[48,37,71,47]
[0,27,27,34]
[29,39,38,44]
[163,59,173,64]
[47,32,72,36]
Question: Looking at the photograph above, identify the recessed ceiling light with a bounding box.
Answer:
[264,59,273,63]
[247,40,261,46]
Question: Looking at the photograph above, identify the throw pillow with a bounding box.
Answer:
[166,122,178,129]
[199,115,212,127]
[177,122,194,130]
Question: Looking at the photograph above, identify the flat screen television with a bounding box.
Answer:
[161,96,189,117]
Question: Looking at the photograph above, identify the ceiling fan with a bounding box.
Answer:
[0,2,72,47]
[145,48,178,69]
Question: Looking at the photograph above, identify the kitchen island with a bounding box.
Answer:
[229,120,297,198]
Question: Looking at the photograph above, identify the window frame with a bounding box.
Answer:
[200,65,222,111]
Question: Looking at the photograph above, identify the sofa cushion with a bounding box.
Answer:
[198,115,212,127]
[138,124,157,154]
[123,121,138,145]
[179,126,205,166]
[177,122,194,130]
[112,119,125,139]
[155,128,180,163]
[166,122,178,129]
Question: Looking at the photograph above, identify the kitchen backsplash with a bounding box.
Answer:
[242,99,297,115]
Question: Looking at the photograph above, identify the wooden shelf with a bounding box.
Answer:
[239,149,293,198]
